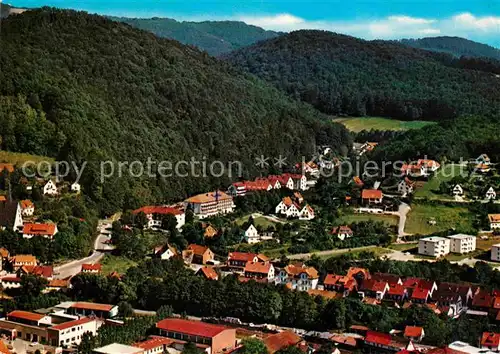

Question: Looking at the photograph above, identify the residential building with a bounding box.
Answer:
[152,244,177,260]
[17,264,53,279]
[481,332,500,352]
[371,273,403,286]
[364,331,394,351]
[486,187,497,201]
[418,237,450,257]
[402,159,440,178]
[67,302,118,319]
[398,178,415,196]
[361,189,383,204]
[0,201,23,232]
[93,343,144,354]
[47,317,98,347]
[156,318,236,354]
[227,252,268,271]
[20,200,35,217]
[0,311,52,343]
[1,276,21,289]
[133,206,185,229]
[184,244,214,265]
[203,225,218,239]
[133,337,174,354]
[492,244,500,262]
[489,214,500,230]
[263,331,302,354]
[196,266,218,281]
[404,326,425,343]
[477,154,491,165]
[331,226,353,241]
[275,263,319,291]
[275,197,301,218]
[358,280,390,300]
[323,274,357,296]
[433,292,463,318]
[245,180,273,192]
[81,263,102,274]
[448,234,476,254]
[244,261,275,281]
[43,180,58,196]
[299,205,315,220]
[385,284,408,303]
[10,254,37,270]
[184,191,234,219]
[453,184,464,196]
[22,223,58,239]
[417,159,441,173]
[227,182,246,197]
[403,278,437,298]
[244,224,260,244]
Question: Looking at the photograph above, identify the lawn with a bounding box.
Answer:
[0,150,54,165]
[405,203,475,235]
[316,246,391,260]
[414,164,466,199]
[235,215,276,229]
[388,243,418,251]
[100,254,137,275]
[340,213,399,226]
[332,117,435,133]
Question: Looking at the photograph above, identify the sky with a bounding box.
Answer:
[6,0,500,47]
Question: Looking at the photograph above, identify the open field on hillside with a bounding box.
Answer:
[0,150,54,165]
[332,117,436,132]
[235,215,276,229]
[339,213,399,227]
[405,203,474,235]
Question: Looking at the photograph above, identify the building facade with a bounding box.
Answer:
[448,234,476,254]
[418,237,450,257]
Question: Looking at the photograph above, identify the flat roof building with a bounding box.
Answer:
[418,237,450,258]
[93,343,144,354]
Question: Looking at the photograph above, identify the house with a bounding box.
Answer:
[385,284,408,303]
[153,244,177,260]
[43,180,58,196]
[263,331,302,354]
[71,182,81,193]
[418,237,450,257]
[472,291,494,312]
[364,331,393,351]
[227,252,268,270]
[299,204,315,220]
[132,206,185,229]
[361,189,383,204]
[490,214,500,230]
[358,279,390,300]
[81,263,102,274]
[196,266,219,281]
[184,191,234,219]
[245,180,273,192]
[477,154,492,165]
[401,163,426,178]
[432,291,463,318]
[20,200,35,217]
[262,176,281,190]
[133,337,174,354]
[47,317,98,347]
[411,287,431,304]
[355,142,378,156]
[203,225,218,238]
[438,282,475,307]
[46,278,71,292]
[275,197,301,218]
[331,225,353,241]
[227,182,246,197]
[10,254,37,270]
[486,187,497,201]
[403,278,438,297]
[347,267,371,283]
[448,234,476,254]
[1,276,21,289]
[93,343,144,354]
[372,273,403,286]
[244,224,260,244]
[418,159,441,173]
[276,263,319,291]
[403,327,424,343]
[17,265,53,279]
[185,244,214,265]
[22,223,58,239]
[0,201,23,232]
[244,261,275,281]
[476,164,492,174]
[398,178,415,196]
[68,302,118,318]
[156,318,236,354]
[481,332,500,352]
[453,184,464,196]
[323,274,357,296]
[492,244,500,262]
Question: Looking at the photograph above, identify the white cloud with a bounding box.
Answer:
[239,14,305,29]
[387,15,435,25]
[452,12,500,32]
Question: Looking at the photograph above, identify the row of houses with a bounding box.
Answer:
[227,173,308,197]
[274,194,315,220]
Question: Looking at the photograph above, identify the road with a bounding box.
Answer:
[397,203,411,237]
[53,220,114,279]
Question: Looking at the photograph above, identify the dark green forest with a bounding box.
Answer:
[400,36,500,60]
[225,30,500,120]
[0,9,351,215]
[114,17,281,56]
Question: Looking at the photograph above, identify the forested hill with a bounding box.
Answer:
[0,8,351,214]
[400,36,500,60]
[225,30,500,121]
[0,3,27,18]
[113,17,281,56]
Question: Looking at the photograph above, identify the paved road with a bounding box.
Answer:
[397,203,411,237]
[53,220,114,279]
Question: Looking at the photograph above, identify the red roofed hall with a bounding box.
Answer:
[7,310,45,325]
[22,223,58,239]
[68,302,118,319]
[156,318,236,354]
[133,336,174,352]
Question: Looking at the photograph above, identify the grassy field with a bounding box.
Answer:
[405,203,475,235]
[316,246,391,260]
[332,117,436,132]
[100,254,137,275]
[415,164,465,199]
[340,213,399,226]
[235,215,276,229]
[0,150,54,165]
[388,243,418,251]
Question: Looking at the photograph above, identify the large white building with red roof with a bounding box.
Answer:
[47,317,98,347]
[133,205,185,229]
[22,223,58,239]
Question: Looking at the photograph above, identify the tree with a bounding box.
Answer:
[182,342,202,354]
[157,305,173,320]
[78,332,97,354]
[162,214,178,232]
[20,275,48,297]
[276,346,303,354]
[118,301,134,318]
[134,212,148,229]
[240,338,269,354]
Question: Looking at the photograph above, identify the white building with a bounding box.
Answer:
[398,178,415,197]
[275,264,319,291]
[448,234,476,254]
[453,184,464,196]
[43,180,58,196]
[133,206,185,229]
[491,244,500,262]
[486,187,497,201]
[299,205,315,220]
[489,214,500,230]
[244,224,260,244]
[20,200,35,217]
[418,236,450,257]
[93,343,144,354]
[48,317,98,347]
[71,182,81,193]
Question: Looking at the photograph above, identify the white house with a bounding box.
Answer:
[492,244,500,262]
[133,206,185,229]
[418,236,450,258]
[275,263,319,291]
[489,214,500,230]
[43,180,58,196]
[486,187,497,201]
[299,205,315,220]
[70,182,81,193]
[398,178,415,197]
[453,184,464,196]
[332,226,354,241]
[153,244,177,260]
[48,317,98,347]
[244,224,260,244]
[20,200,35,217]
[275,197,301,218]
[448,234,476,254]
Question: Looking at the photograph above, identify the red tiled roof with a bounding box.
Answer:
[365,331,391,346]
[1,277,21,283]
[331,335,357,347]
[228,252,257,262]
[264,331,302,354]
[71,302,114,312]
[48,279,69,288]
[28,265,53,278]
[472,293,494,308]
[0,164,14,173]
[388,284,406,296]
[133,337,174,351]
[482,332,500,347]
[331,226,353,235]
[404,326,423,338]
[50,317,94,331]
[372,273,401,285]
[133,206,183,215]
[82,263,102,272]
[493,296,500,309]
[8,310,44,322]
[347,267,371,280]
[324,274,344,286]
[187,244,210,257]
[156,318,228,338]
[411,288,430,301]
[244,261,272,274]
[22,223,57,236]
[361,279,388,293]
[20,200,34,209]
[199,266,218,280]
[284,264,318,279]
[0,340,10,354]
[361,189,382,199]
